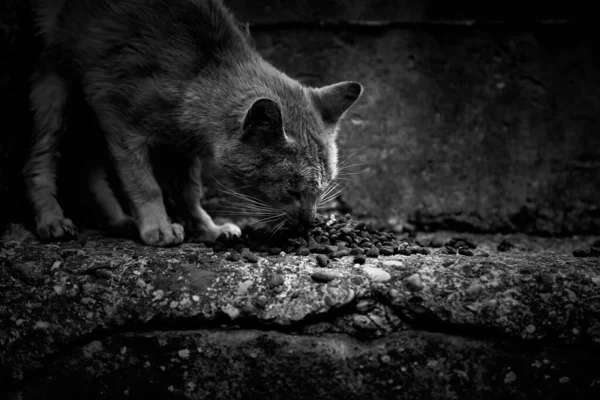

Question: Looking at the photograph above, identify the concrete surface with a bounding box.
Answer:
[1,222,600,399]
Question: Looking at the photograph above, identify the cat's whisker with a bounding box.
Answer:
[318,190,334,205]
[321,187,345,203]
[337,163,369,172]
[266,219,287,242]
[258,213,287,222]
[219,205,278,215]
[322,179,342,194]
[319,192,339,205]
[318,197,337,208]
[319,185,347,206]
[266,216,286,231]
[318,197,340,208]
[211,175,272,207]
[337,170,365,176]
[215,188,270,208]
[249,213,288,226]
[209,177,288,224]
[332,177,358,184]
[320,181,344,200]
[319,197,338,207]
[337,145,370,169]
[213,203,278,213]
[219,210,277,217]
[215,205,270,212]
[226,184,253,192]
[228,201,278,212]
[219,188,266,204]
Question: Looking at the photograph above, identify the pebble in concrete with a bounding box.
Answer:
[311,269,343,283]
[381,260,404,268]
[405,273,424,291]
[363,266,391,282]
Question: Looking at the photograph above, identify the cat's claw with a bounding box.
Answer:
[200,222,241,242]
[140,222,185,247]
[36,215,77,241]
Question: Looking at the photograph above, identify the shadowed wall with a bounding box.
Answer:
[1,0,598,235]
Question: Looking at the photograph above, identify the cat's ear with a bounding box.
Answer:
[241,98,285,143]
[311,81,363,125]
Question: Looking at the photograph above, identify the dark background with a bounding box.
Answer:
[1,0,599,236]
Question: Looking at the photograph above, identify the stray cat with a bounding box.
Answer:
[23,0,363,247]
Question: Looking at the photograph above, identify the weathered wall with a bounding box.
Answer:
[226,0,600,235]
[245,26,600,235]
[226,0,592,24]
[0,0,32,232]
[1,1,598,235]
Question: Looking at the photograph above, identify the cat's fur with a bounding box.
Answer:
[23,0,363,246]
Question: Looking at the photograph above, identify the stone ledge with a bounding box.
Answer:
[8,330,600,400]
[1,224,599,398]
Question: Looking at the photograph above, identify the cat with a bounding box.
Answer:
[23,0,363,247]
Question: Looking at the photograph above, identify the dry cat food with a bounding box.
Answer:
[497,240,514,252]
[204,214,443,262]
[573,240,600,258]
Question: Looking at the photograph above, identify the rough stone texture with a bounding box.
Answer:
[11,330,600,400]
[247,26,600,234]
[1,224,600,399]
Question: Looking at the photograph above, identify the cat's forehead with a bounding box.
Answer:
[291,134,337,189]
[276,87,338,182]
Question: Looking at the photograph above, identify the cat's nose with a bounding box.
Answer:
[297,205,316,231]
[285,190,301,203]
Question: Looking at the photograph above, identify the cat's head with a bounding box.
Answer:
[219,81,362,232]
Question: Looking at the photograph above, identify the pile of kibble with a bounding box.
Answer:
[573,240,600,258]
[203,214,478,266]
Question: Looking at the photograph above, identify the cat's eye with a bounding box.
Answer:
[287,190,301,201]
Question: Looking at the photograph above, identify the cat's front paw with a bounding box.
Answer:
[200,222,242,242]
[140,222,185,247]
[36,214,77,241]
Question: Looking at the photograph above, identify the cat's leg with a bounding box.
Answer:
[87,163,137,238]
[101,124,184,247]
[183,156,241,242]
[23,70,77,240]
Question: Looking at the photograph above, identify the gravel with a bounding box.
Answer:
[497,240,514,252]
[241,250,259,263]
[362,266,391,282]
[311,269,342,283]
[445,237,477,250]
[268,274,285,288]
[573,239,600,257]
[458,248,474,256]
[315,254,330,267]
[353,254,366,265]
[573,247,600,258]
[296,247,310,256]
[226,251,242,261]
[404,273,424,292]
